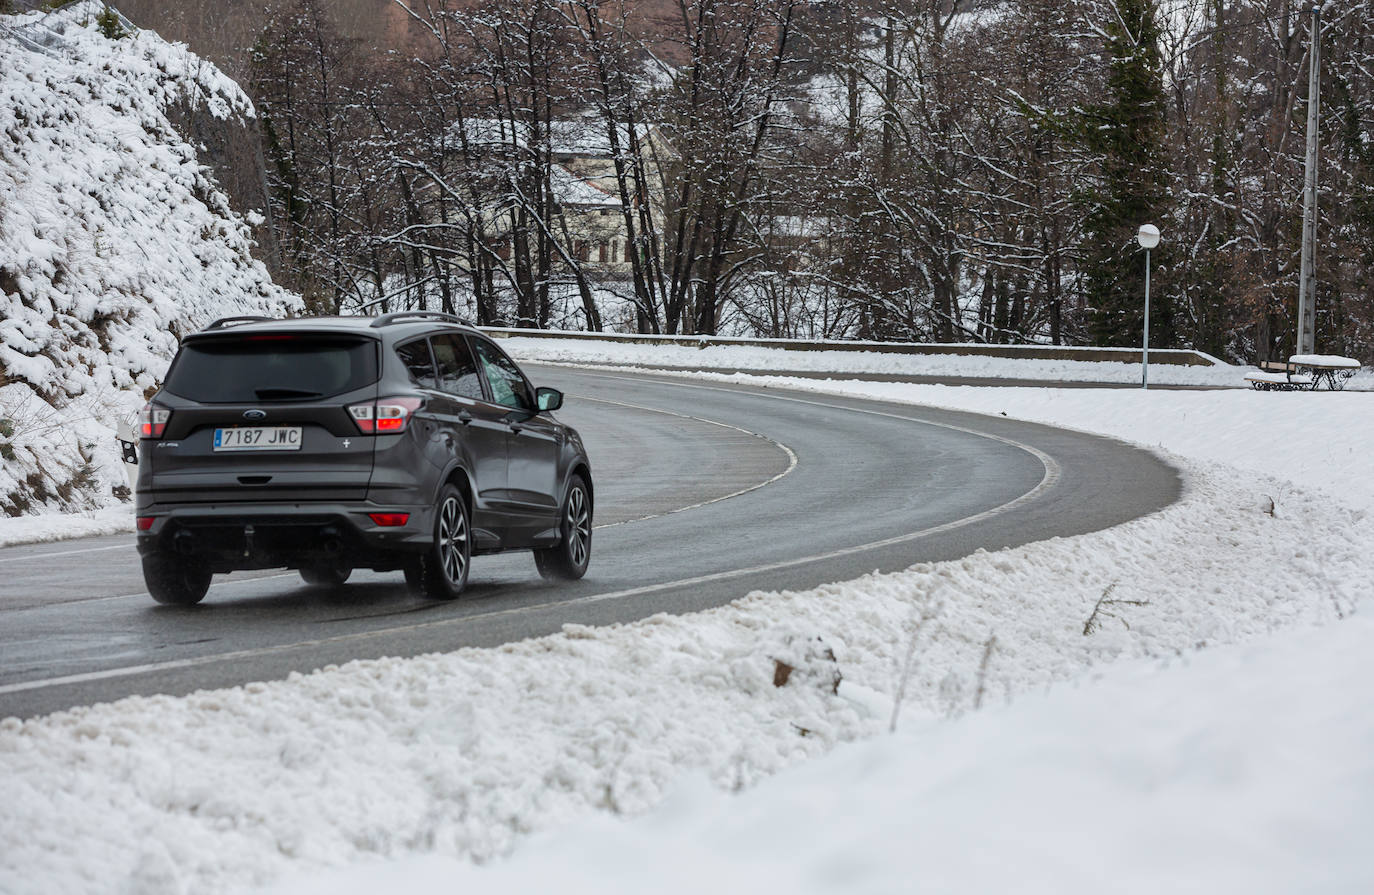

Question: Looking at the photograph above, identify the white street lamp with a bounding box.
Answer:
[1137,224,1160,389]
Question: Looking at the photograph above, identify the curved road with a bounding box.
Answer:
[0,367,1179,718]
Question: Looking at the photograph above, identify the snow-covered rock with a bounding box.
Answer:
[0,1,299,515]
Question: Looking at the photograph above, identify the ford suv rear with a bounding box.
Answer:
[135,312,593,605]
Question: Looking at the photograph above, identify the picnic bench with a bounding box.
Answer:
[1245,354,1361,391]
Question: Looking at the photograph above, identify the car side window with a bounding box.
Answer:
[395,339,437,389]
[430,333,485,401]
[471,338,534,412]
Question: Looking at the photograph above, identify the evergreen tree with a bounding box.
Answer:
[1079,0,1172,348]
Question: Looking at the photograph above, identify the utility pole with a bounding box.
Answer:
[1296,3,1321,356]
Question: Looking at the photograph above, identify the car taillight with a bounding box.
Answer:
[139,403,171,438]
[136,516,155,531]
[347,397,422,434]
[368,513,410,527]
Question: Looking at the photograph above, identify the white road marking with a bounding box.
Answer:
[575,394,799,530]
[0,543,129,564]
[0,380,1060,697]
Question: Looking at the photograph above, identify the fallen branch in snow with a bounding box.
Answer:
[1263,484,1296,519]
[973,635,998,710]
[1083,583,1151,636]
[889,596,943,732]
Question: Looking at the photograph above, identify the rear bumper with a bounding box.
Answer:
[135,502,433,572]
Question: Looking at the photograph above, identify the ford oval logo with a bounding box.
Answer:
[243,409,267,421]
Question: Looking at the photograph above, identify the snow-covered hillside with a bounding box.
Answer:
[0,1,298,515]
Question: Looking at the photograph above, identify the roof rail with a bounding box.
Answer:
[204,316,276,330]
[370,311,475,329]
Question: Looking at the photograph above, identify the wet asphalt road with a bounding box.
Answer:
[0,367,1180,719]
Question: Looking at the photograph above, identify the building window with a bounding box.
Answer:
[598,242,608,263]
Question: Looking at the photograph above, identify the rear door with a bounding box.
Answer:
[469,336,561,517]
[145,333,379,504]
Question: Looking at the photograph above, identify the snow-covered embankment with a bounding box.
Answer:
[0,2,297,518]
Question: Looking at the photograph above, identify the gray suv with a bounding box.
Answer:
[134,312,593,605]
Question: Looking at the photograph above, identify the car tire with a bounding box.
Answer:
[142,552,212,605]
[405,484,470,600]
[534,474,591,581]
[300,559,351,588]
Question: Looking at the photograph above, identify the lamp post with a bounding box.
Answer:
[1137,224,1160,389]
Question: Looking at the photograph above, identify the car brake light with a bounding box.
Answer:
[139,403,171,438]
[347,397,422,434]
[368,513,410,527]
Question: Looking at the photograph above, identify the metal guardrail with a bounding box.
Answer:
[2,1,140,59]
[479,327,1225,368]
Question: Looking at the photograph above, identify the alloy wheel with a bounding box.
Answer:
[438,495,468,584]
[566,486,590,568]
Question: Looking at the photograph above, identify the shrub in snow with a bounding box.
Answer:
[94,4,125,41]
[0,2,300,514]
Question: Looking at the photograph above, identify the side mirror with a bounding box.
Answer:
[536,386,563,412]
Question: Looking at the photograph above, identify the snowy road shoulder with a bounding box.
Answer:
[0,505,132,548]
[280,595,1374,895]
[499,334,1374,390]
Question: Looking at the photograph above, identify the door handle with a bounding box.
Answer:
[457,410,473,425]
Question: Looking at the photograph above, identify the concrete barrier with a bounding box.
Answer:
[480,327,1224,367]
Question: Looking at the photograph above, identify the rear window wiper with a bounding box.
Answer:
[254,388,323,399]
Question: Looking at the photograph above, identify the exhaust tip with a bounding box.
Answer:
[173,529,196,556]
[320,526,344,555]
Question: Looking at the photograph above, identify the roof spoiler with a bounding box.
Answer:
[203,316,275,331]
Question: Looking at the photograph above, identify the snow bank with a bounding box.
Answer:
[497,334,1344,388]
[277,604,1374,895]
[1,453,1367,893]
[0,502,132,548]
[0,2,298,515]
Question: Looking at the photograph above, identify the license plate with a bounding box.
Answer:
[213,426,303,451]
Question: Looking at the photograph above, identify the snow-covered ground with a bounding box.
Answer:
[0,504,131,549]
[270,605,1374,895]
[3,358,1371,894]
[496,332,1374,389]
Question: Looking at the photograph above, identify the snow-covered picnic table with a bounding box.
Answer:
[1290,355,1361,390]
[1246,355,1361,391]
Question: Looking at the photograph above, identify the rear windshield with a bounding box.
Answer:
[164,336,379,403]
